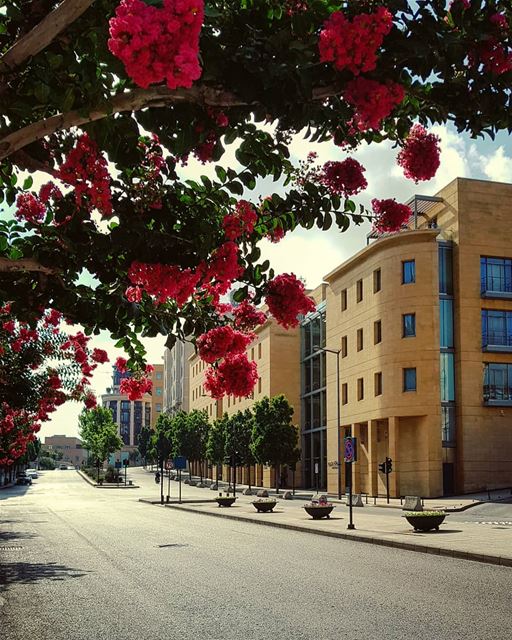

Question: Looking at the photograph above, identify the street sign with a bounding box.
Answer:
[173,456,187,470]
[344,437,357,463]
[165,459,173,471]
[114,460,122,469]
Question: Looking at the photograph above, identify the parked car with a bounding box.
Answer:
[59,464,68,470]
[25,469,38,479]
[16,472,32,485]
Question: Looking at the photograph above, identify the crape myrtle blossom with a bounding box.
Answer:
[265,273,316,329]
[204,353,258,399]
[344,77,405,131]
[371,198,412,233]
[197,326,254,364]
[397,125,441,183]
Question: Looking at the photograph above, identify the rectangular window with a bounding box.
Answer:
[357,328,363,351]
[258,343,262,359]
[374,320,382,344]
[373,268,381,293]
[482,309,512,348]
[440,299,454,348]
[439,244,453,295]
[356,279,363,303]
[403,367,417,392]
[402,260,416,284]
[374,372,382,396]
[341,335,347,358]
[483,363,512,402]
[156,403,162,411]
[440,353,455,402]
[251,347,254,360]
[481,256,512,295]
[341,288,347,311]
[402,313,416,338]
[342,383,348,405]
[441,406,456,447]
[357,377,364,401]
[156,387,162,396]
[156,372,162,380]
[258,378,262,394]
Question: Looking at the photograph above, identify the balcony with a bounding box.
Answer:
[483,385,512,406]
[482,330,512,353]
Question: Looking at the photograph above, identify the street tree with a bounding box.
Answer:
[78,406,123,480]
[151,413,173,467]
[206,414,227,487]
[186,409,210,484]
[251,394,298,494]
[225,409,255,491]
[137,424,153,467]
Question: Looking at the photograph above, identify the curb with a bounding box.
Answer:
[76,470,139,489]
[153,502,512,569]
[138,498,217,505]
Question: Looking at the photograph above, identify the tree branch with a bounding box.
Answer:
[0,84,253,161]
[12,150,59,178]
[0,257,56,274]
[0,0,97,73]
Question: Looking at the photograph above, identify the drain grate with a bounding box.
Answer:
[0,546,24,551]
[472,521,512,526]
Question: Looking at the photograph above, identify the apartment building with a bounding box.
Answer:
[43,435,87,466]
[163,340,194,415]
[188,317,302,488]
[323,177,512,497]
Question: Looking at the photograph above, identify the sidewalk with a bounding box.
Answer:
[138,474,512,568]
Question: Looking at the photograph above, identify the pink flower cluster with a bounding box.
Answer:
[197,326,254,364]
[92,348,109,364]
[108,0,204,90]
[15,193,46,224]
[204,353,258,399]
[233,299,267,331]
[319,158,368,197]
[397,125,441,183]
[127,261,200,306]
[371,198,412,233]
[57,133,112,217]
[115,357,128,373]
[319,7,393,75]
[265,273,316,329]
[344,78,405,131]
[223,200,258,240]
[120,374,152,400]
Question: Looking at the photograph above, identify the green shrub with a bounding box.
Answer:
[39,456,56,470]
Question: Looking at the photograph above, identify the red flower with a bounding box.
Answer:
[92,348,109,364]
[344,78,405,131]
[197,326,254,364]
[265,274,316,329]
[84,391,97,409]
[397,125,441,183]
[115,357,128,373]
[371,198,412,233]
[319,159,368,197]
[15,193,46,224]
[233,300,267,331]
[120,375,152,400]
[204,353,258,399]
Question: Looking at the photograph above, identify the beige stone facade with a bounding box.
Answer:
[43,435,87,466]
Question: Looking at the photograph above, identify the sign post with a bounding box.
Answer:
[344,437,357,530]
[165,459,173,503]
[173,457,187,504]
[123,458,129,486]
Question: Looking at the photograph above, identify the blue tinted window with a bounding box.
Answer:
[482,309,512,347]
[402,260,415,284]
[439,245,453,294]
[481,257,512,293]
[402,313,416,337]
[484,363,512,400]
[440,353,455,402]
[441,406,456,446]
[403,368,416,391]
[440,300,454,348]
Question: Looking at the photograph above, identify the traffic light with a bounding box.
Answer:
[386,457,393,473]
[378,461,386,473]
[155,471,160,484]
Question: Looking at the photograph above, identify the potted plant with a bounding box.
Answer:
[303,497,335,519]
[252,498,277,513]
[403,510,447,532]
[215,493,236,507]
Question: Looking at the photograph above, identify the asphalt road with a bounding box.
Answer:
[1,470,512,640]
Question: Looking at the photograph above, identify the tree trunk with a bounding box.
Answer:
[275,462,280,495]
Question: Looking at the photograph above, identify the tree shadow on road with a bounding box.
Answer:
[0,561,90,585]
[0,530,39,542]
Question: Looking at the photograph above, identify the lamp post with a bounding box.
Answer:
[313,345,342,500]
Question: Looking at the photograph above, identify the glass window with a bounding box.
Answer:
[156,387,162,396]
[439,245,453,295]
[341,335,347,358]
[484,363,512,401]
[156,403,162,411]
[303,398,311,429]
[312,394,321,428]
[482,309,512,347]
[156,372,163,380]
[304,359,312,393]
[357,377,364,400]
[312,354,321,391]
[441,406,456,446]
[357,328,363,351]
[373,268,381,293]
[356,279,363,302]
[402,260,415,284]
[402,313,416,338]
[311,317,321,351]
[440,299,454,348]
[481,257,512,294]
[341,289,347,311]
[403,368,417,391]
[342,383,348,405]
[440,353,455,402]
[302,322,312,358]
[374,372,382,396]
[374,320,382,344]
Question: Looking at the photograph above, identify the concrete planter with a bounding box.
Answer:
[215,496,236,507]
[303,505,334,519]
[403,512,446,532]
[252,500,277,513]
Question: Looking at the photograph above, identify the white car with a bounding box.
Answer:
[25,469,39,479]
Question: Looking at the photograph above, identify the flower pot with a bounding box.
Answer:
[403,512,446,532]
[303,505,334,519]
[215,496,236,507]
[252,500,277,513]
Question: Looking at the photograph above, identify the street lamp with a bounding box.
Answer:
[313,345,342,501]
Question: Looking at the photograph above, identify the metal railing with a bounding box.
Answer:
[481,274,512,294]
[482,330,512,347]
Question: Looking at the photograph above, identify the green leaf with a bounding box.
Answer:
[227,181,244,196]
[215,166,227,183]
[23,176,33,190]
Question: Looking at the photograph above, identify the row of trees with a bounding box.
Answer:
[141,395,300,493]
[78,407,123,480]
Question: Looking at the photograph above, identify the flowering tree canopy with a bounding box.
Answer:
[1,0,511,404]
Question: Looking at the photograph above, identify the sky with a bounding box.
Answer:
[30,122,512,439]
